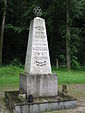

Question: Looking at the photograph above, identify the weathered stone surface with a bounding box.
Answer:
[19,73,58,97]
[25,17,52,74]
[13,100,78,113]
[5,91,77,113]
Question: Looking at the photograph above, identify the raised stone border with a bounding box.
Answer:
[5,91,77,113]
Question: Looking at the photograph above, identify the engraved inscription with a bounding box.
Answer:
[32,19,49,67]
[33,52,47,56]
[33,47,48,51]
[35,26,44,31]
[34,61,46,66]
[33,39,47,42]
[34,35,46,39]
[35,19,43,26]
[35,31,45,36]
[33,43,47,46]
[33,57,48,60]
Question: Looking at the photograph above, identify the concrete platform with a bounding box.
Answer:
[5,91,77,113]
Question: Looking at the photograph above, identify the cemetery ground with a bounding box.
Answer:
[0,65,85,113]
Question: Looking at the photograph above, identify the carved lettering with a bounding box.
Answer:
[35,26,44,31]
[33,47,47,51]
[34,61,46,66]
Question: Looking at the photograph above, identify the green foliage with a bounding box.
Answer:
[59,55,66,67]
[72,57,80,70]
[70,27,80,68]
[0,65,23,77]
[0,0,85,67]
[70,0,82,18]
[59,25,66,39]
[10,58,24,68]
[5,24,25,33]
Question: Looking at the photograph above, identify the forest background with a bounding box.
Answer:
[0,0,85,70]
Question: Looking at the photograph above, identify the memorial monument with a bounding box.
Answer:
[19,6,58,98]
[5,6,77,113]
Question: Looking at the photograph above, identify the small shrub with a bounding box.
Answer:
[10,58,23,68]
[71,59,80,70]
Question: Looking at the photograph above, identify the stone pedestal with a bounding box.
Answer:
[19,73,58,98]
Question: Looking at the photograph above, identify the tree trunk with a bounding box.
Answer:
[56,58,59,69]
[0,0,7,64]
[66,0,71,70]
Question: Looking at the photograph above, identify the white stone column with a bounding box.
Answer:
[25,17,52,74]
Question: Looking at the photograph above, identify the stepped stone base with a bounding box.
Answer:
[5,91,77,113]
[19,73,58,98]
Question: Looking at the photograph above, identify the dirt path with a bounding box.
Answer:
[0,84,85,113]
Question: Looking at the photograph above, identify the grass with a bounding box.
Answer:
[0,65,24,89]
[53,68,85,84]
[0,65,85,89]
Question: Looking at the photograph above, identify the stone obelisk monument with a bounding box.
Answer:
[19,6,58,98]
[5,7,77,113]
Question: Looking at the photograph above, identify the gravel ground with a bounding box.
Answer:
[0,84,85,113]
